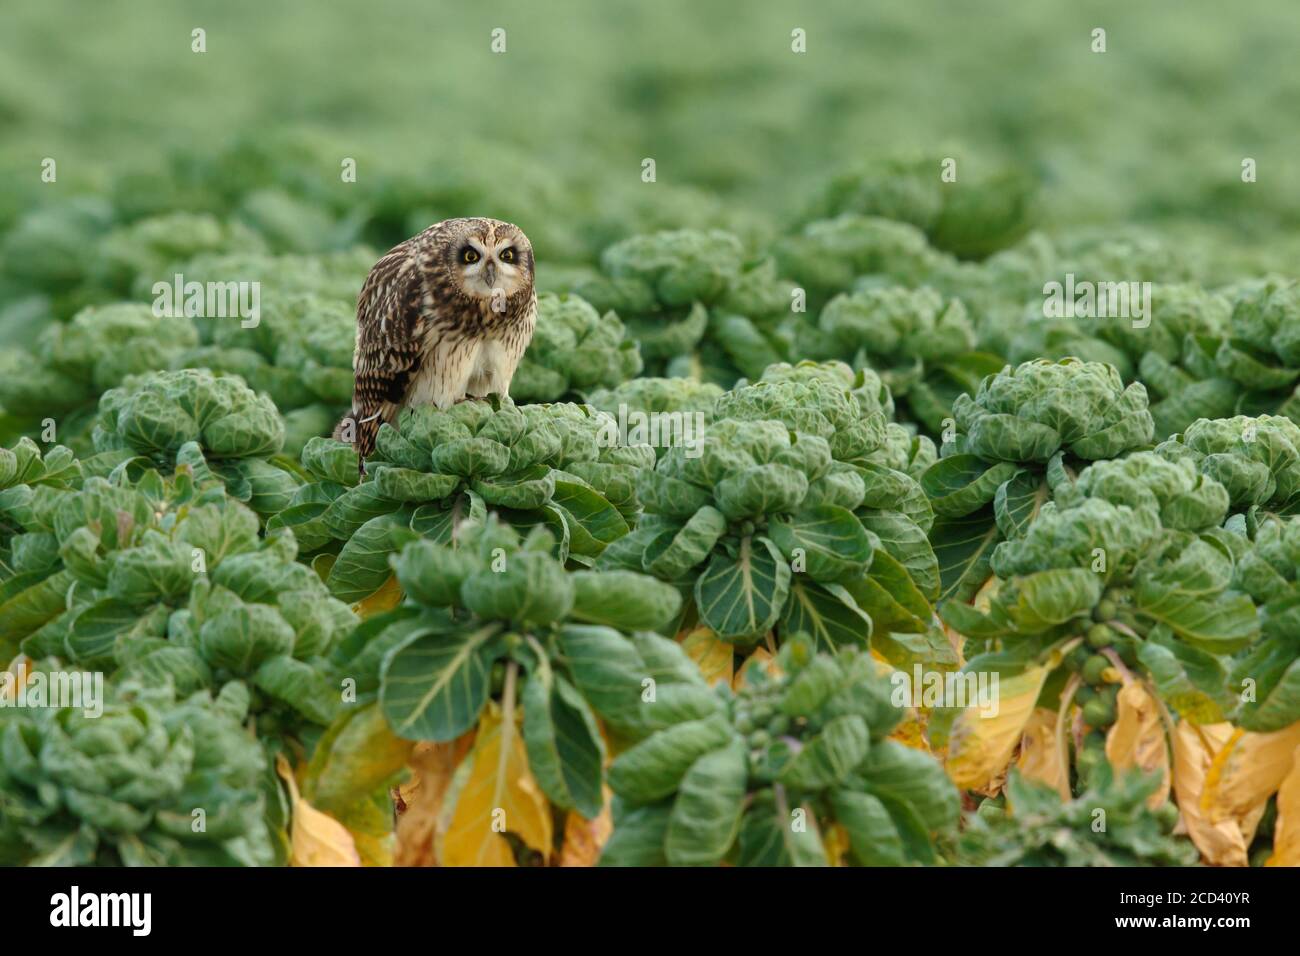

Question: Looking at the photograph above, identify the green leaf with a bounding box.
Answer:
[993,469,1047,540]
[460,552,575,625]
[1136,627,1232,724]
[736,790,829,866]
[253,655,338,725]
[198,603,296,675]
[522,668,605,818]
[641,506,726,579]
[695,535,791,640]
[608,713,735,804]
[429,436,510,478]
[598,802,671,866]
[390,538,479,607]
[777,714,870,790]
[769,505,874,582]
[831,790,906,865]
[664,738,748,866]
[1228,625,1300,732]
[779,578,873,650]
[300,437,360,486]
[569,570,682,631]
[714,464,809,521]
[0,569,74,656]
[856,511,939,599]
[930,507,1000,603]
[326,511,417,604]
[1006,568,1102,632]
[65,598,138,662]
[304,704,412,814]
[373,465,461,503]
[872,622,958,671]
[872,792,937,864]
[840,549,931,635]
[321,482,402,540]
[265,499,335,554]
[857,739,959,832]
[550,478,628,556]
[1138,538,1258,650]
[560,624,719,741]
[635,470,713,519]
[921,455,1017,518]
[1135,567,1259,654]
[378,622,504,740]
[471,465,555,510]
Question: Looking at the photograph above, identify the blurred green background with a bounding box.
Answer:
[3,0,1298,244]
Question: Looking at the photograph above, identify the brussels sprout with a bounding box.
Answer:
[511,293,643,402]
[460,552,575,626]
[775,215,944,301]
[1157,414,1300,514]
[1082,654,1111,685]
[1087,623,1115,649]
[0,679,275,866]
[954,359,1154,464]
[600,646,956,866]
[600,229,745,307]
[956,767,1197,865]
[1082,696,1116,728]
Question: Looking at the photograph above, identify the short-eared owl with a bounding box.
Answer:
[335,217,537,463]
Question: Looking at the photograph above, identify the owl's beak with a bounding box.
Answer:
[482,262,497,288]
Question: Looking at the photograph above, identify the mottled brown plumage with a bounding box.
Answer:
[334,218,537,465]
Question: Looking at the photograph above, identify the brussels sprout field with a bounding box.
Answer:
[3,0,1300,869]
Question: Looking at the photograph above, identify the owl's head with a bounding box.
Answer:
[436,217,534,303]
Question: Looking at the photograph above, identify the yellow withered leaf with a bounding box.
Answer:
[332,794,396,867]
[353,573,403,619]
[733,646,781,690]
[889,713,932,753]
[1172,722,1251,866]
[394,736,475,867]
[679,626,733,687]
[305,702,415,815]
[823,821,850,866]
[1017,707,1068,797]
[275,753,361,867]
[874,661,931,752]
[1266,745,1300,866]
[436,702,553,867]
[1,655,32,702]
[1202,721,1300,823]
[973,575,1002,612]
[558,789,613,867]
[946,664,1048,790]
[941,624,966,668]
[1105,682,1170,808]
[972,768,1008,799]
[943,578,1003,670]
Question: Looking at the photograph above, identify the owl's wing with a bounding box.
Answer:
[342,246,429,460]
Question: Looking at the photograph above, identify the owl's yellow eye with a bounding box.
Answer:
[499,247,515,263]
[461,247,480,264]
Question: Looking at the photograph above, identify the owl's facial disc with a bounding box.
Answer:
[456,239,495,297]
[456,235,528,301]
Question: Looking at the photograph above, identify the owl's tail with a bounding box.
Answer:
[333,408,385,473]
